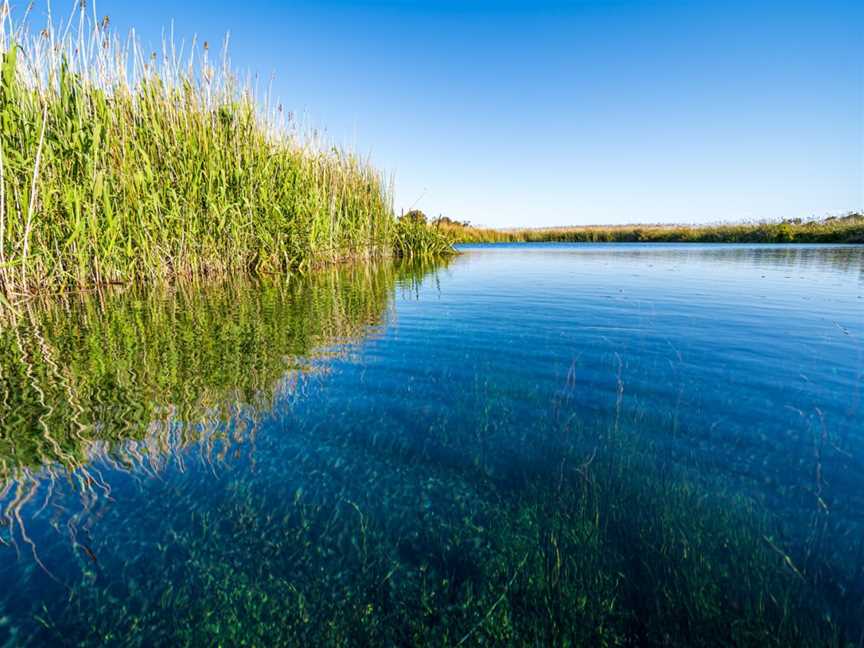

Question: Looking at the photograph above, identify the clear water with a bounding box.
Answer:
[0,245,861,646]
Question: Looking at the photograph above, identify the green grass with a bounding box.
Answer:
[437,213,864,244]
[0,3,450,302]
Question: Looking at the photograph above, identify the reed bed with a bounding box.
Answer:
[439,213,864,244]
[0,2,450,302]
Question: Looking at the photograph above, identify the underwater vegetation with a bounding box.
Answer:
[0,2,451,303]
[0,252,861,646]
[4,390,862,647]
[436,213,864,245]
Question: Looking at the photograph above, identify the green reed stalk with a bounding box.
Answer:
[0,2,451,301]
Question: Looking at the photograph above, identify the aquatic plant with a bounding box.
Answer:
[0,2,451,302]
[439,213,864,244]
[12,403,862,647]
[394,213,457,258]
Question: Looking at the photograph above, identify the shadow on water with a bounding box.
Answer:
[0,248,862,646]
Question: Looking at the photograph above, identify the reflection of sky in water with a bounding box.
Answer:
[394,243,862,456]
[365,245,863,535]
[0,245,862,645]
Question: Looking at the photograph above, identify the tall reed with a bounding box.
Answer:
[0,2,450,301]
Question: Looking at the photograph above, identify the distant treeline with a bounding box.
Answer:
[426,213,864,244]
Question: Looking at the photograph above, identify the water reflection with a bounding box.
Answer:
[0,260,442,535]
[458,242,864,278]
[0,246,862,646]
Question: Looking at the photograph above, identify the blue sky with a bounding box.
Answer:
[39,1,864,226]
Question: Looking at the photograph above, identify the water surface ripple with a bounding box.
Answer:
[0,245,862,646]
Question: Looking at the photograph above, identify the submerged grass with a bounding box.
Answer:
[0,256,861,645]
[438,213,864,244]
[13,399,862,647]
[0,2,450,301]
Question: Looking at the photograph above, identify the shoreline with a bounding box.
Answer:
[436,214,864,245]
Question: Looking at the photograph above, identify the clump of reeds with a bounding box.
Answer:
[438,213,864,244]
[0,2,450,301]
[394,214,456,257]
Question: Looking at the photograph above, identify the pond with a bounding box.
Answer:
[0,244,862,646]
